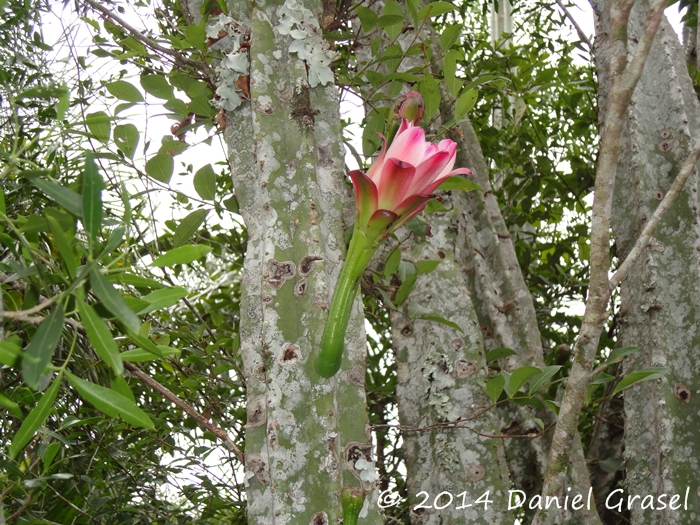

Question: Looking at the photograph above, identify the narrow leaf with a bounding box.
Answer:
[384,248,401,277]
[46,215,78,279]
[455,89,478,120]
[417,1,457,19]
[65,372,154,429]
[612,367,669,396]
[27,176,83,217]
[394,274,418,306]
[82,152,103,250]
[137,286,188,314]
[22,304,65,390]
[0,340,22,367]
[120,346,179,362]
[89,268,141,333]
[151,244,212,267]
[437,176,482,192]
[528,365,562,395]
[78,300,123,375]
[0,392,23,418]
[417,315,463,333]
[416,260,440,274]
[9,373,62,459]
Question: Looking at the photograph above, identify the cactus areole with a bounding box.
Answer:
[314,108,472,378]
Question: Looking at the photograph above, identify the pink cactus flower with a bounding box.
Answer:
[350,118,473,234]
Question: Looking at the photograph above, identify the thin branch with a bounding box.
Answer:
[123,362,244,464]
[81,0,214,80]
[554,0,592,48]
[610,137,700,288]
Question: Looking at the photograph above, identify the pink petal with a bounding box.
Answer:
[391,194,434,230]
[406,150,454,196]
[387,125,427,167]
[365,133,388,184]
[422,168,475,194]
[349,170,378,227]
[377,158,416,211]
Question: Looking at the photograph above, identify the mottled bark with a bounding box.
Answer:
[599,2,700,523]
[183,0,384,522]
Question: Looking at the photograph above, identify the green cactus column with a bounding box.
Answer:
[194,0,385,521]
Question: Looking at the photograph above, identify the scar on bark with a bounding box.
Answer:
[247,395,267,427]
[266,259,296,289]
[290,85,319,134]
[674,382,690,403]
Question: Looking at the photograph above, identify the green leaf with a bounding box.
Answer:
[443,49,462,97]
[151,244,212,267]
[223,196,239,214]
[356,6,378,31]
[486,374,505,403]
[384,248,401,277]
[140,74,174,99]
[362,110,386,157]
[544,399,559,414]
[440,23,462,51]
[158,140,189,156]
[437,176,482,192]
[528,365,562,395]
[455,89,478,120]
[0,340,22,367]
[417,1,457,19]
[114,123,139,159]
[137,286,188,314]
[9,373,62,459]
[82,153,103,250]
[85,111,111,142]
[27,176,83,217]
[377,14,403,27]
[145,153,174,184]
[395,274,418,306]
[604,346,639,365]
[115,273,165,290]
[22,304,65,390]
[193,164,216,200]
[97,226,126,259]
[188,95,216,117]
[120,345,180,362]
[509,366,542,396]
[184,24,207,50]
[89,268,141,333]
[110,374,135,403]
[0,392,23,418]
[105,80,143,103]
[173,209,208,247]
[42,442,61,473]
[46,215,78,279]
[78,300,123,375]
[612,367,669,396]
[381,0,404,40]
[485,347,517,362]
[416,260,440,274]
[417,74,440,120]
[417,315,463,333]
[65,372,154,429]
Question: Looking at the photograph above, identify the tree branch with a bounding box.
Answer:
[123,362,244,463]
[610,137,700,288]
[81,0,214,81]
[555,0,592,48]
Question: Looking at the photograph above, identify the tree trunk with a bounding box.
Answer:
[595,0,700,523]
[182,0,385,521]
